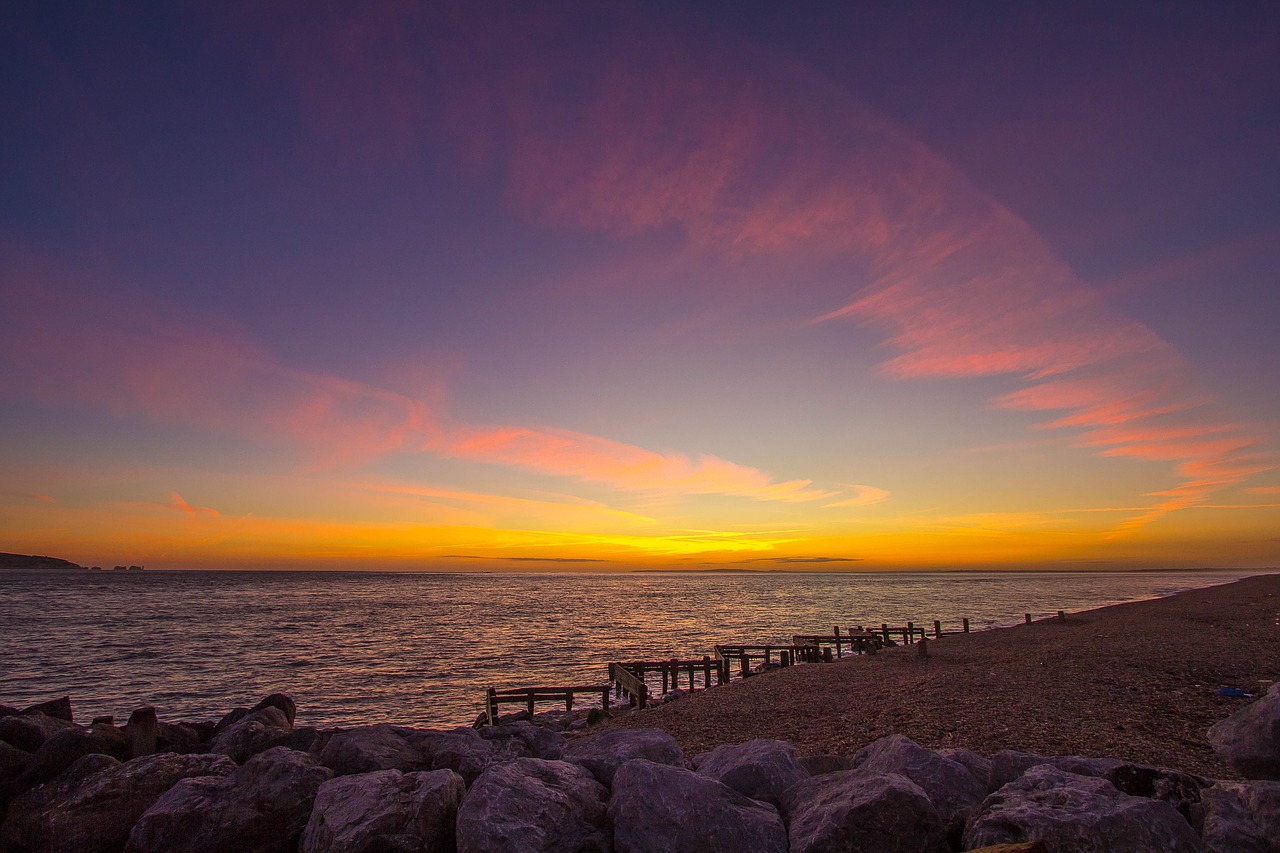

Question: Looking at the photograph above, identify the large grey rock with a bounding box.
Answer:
[851,734,985,829]
[1195,780,1280,853]
[18,726,129,790]
[250,694,297,726]
[1107,762,1208,822]
[0,738,31,782]
[409,728,521,786]
[989,749,1122,790]
[319,724,428,776]
[562,728,684,787]
[207,705,293,764]
[782,769,948,853]
[0,712,79,752]
[0,753,119,850]
[964,765,1203,852]
[938,747,993,792]
[21,698,74,721]
[1,752,234,853]
[608,759,786,853]
[126,746,332,853]
[477,720,566,760]
[300,767,465,853]
[1209,682,1280,780]
[693,738,808,807]
[456,758,610,853]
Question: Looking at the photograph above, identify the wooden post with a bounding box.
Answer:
[527,692,535,717]
[918,636,929,658]
[1058,610,1066,621]
[566,692,574,712]
[601,688,610,712]
[1025,613,1032,624]
[933,619,941,639]
[486,688,497,726]
[126,707,158,758]
[703,656,712,688]
[907,621,915,644]
[740,652,749,678]
[834,625,842,658]
[963,618,970,633]
[882,623,890,644]
[822,647,833,663]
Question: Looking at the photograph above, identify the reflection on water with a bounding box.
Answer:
[0,569,1258,728]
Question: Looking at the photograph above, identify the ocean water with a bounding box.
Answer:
[0,569,1261,729]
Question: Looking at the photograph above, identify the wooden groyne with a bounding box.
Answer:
[481,612,1060,722]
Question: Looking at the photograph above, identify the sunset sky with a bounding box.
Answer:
[2,1,1278,570]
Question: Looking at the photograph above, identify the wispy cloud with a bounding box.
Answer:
[0,490,57,503]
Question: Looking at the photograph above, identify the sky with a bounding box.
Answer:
[1,0,1278,571]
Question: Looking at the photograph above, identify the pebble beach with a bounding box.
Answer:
[606,573,1280,779]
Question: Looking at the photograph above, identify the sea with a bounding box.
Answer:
[0,569,1264,730]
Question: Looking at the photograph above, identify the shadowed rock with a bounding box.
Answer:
[476,720,566,761]
[1,752,234,853]
[409,728,522,786]
[0,712,79,753]
[250,694,297,727]
[301,767,464,853]
[21,698,73,722]
[319,725,428,776]
[609,759,786,853]
[561,728,683,787]
[964,765,1203,852]
[938,746,993,792]
[126,747,332,853]
[208,706,293,764]
[989,749,1123,790]
[782,769,948,853]
[456,758,609,853]
[1195,780,1280,853]
[693,738,808,808]
[1209,682,1280,780]
[851,733,986,833]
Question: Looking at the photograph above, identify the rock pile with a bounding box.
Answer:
[1,684,1277,852]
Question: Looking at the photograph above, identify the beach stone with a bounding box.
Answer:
[250,693,297,726]
[320,724,427,776]
[126,746,332,853]
[693,738,808,808]
[1208,681,1280,780]
[456,758,610,852]
[988,749,1122,789]
[608,758,787,853]
[212,706,250,736]
[477,720,566,760]
[208,705,294,763]
[155,721,206,754]
[1195,781,1280,853]
[781,769,948,853]
[851,733,986,831]
[561,727,684,787]
[939,746,993,792]
[963,765,1203,852]
[1,751,234,853]
[18,725,129,789]
[20,698,74,722]
[1107,762,1208,822]
[300,767,464,853]
[410,728,521,786]
[0,753,119,847]
[0,712,79,752]
[799,753,854,776]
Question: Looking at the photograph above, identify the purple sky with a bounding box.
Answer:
[2,1,1278,570]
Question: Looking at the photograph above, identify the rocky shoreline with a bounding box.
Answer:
[1,676,1278,852]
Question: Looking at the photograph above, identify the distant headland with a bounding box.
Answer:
[0,552,143,571]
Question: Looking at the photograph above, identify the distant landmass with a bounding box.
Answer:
[0,552,85,570]
[0,552,144,571]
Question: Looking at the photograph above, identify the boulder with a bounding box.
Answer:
[1208,682,1280,780]
[0,712,79,752]
[477,720,566,760]
[0,705,17,718]
[126,746,333,853]
[208,706,294,763]
[781,769,948,853]
[1195,780,1280,853]
[409,728,520,785]
[320,724,428,776]
[799,753,854,776]
[938,746,993,792]
[0,753,121,849]
[300,767,465,853]
[1107,762,1208,822]
[212,707,250,736]
[1,751,234,853]
[989,749,1122,790]
[963,765,1203,852]
[17,725,129,789]
[21,697,74,722]
[456,758,610,852]
[561,727,684,787]
[250,694,297,726]
[608,759,787,853]
[851,734,986,830]
[155,721,206,754]
[0,738,32,782]
[693,738,808,807]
